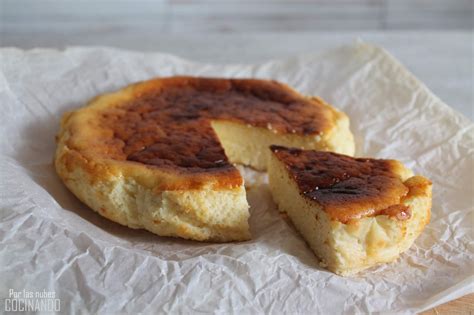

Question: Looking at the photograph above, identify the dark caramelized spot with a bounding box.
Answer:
[99,77,333,172]
[270,145,410,223]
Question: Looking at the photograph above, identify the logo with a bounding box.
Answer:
[4,289,61,312]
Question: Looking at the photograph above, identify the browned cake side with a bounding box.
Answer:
[269,145,423,223]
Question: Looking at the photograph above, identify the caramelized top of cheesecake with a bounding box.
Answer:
[270,145,415,223]
[95,77,335,173]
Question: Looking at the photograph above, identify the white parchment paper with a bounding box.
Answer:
[0,42,473,314]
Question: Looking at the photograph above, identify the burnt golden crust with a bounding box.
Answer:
[58,76,347,192]
[94,77,335,171]
[269,145,424,223]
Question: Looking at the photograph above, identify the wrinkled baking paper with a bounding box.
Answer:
[0,42,472,314]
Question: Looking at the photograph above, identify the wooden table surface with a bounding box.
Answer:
[421,293,473,315]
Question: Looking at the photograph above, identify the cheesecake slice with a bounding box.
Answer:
[268,145,432,275]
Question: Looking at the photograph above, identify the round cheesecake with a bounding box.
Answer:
[55,76,355,241]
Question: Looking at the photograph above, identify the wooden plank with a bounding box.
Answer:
[385,0,473,29]
[422,293,474,314]
[2,0,472,32]
[1,0,170,33]
[166,2,383,32]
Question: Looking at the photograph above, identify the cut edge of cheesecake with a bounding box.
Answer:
[212,96,354,171]
[267,146,432,276]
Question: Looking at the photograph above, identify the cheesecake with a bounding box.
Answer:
[268,145,432,275]
[55,77,355,242]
